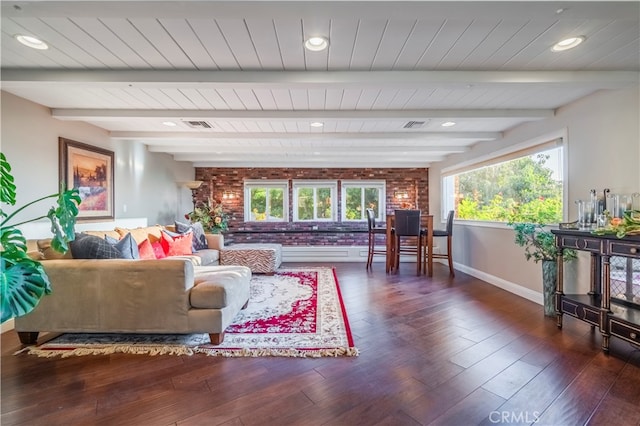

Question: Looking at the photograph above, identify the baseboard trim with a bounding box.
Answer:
[280,245,441,263]
[282,246,369,263]
[453,263,543,306]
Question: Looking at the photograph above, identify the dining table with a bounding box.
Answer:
[385,214,433,277]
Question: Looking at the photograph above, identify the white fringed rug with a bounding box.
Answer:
[19,267,358,358]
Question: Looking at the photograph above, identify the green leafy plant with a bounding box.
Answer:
[510,222,577,263]
[1,152,81,323]
[185,199,229,234]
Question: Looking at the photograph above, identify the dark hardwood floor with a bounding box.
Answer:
[2,262,640,426]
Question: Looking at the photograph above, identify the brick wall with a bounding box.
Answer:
[192,167,429,245]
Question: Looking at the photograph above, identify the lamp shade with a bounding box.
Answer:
[184,180,203,190]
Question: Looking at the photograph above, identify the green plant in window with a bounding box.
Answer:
[345,188,362,220]
[250,188,266,219]
[297,188,313,220]
[364,188,379,214]
[317,188,332,219]
[268,188,284,219]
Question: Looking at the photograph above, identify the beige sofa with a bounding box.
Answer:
[15,226,251,345]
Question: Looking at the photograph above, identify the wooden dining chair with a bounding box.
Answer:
[393,209,422,275]
[432,210,455,276]
[365,208,387,269]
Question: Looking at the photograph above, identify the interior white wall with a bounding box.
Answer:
[0,91,195,229]
[429,87,640,300]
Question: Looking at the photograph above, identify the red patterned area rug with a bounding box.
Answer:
[20,267,358,358]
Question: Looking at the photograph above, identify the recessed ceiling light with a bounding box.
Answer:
[441,121,456,127]
[162,121,177,127]
[304,36,329,52]
[310,122,324,127]
[551,36,585,52]
[15,34,48,50]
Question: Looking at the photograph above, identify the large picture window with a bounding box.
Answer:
[442,137,566,224]
[244,180,288,222]
[293,181,337,221]
[341,180,386,222]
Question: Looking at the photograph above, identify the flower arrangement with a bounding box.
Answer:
[592,210,640,238]
[186,198,229,234]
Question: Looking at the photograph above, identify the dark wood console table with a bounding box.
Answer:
[552,229,640,352]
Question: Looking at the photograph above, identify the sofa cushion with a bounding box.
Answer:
[36,239,73,260]
[193,249,220,265]
[116,225,164,244]
[82,229,121,240]
[165,254,204,266]
[175,220,208,251]
[105,233,140,260]
[70,233,125,259]
[191,266,252,309]
[168,249,220,267]
[27,250,45,261]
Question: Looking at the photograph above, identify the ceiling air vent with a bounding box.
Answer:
[183,120,212,129]
[403,121,425,129]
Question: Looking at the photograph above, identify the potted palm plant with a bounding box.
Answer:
[510,222,577,316]
[1,153,81,323]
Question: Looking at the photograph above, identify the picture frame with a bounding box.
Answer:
[59,137,114,220]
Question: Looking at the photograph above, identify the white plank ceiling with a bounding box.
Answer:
[1,1,638,168]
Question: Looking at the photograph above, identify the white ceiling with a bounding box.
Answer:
[1,1,639,168]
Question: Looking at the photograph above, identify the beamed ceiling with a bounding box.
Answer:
[1,1,639,168]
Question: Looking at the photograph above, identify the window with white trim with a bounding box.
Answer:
[293,180,337,221]
[442,137,566,224]
[341,180,386,222]
[244,180,288,222]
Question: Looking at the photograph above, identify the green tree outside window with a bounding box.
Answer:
[249,187,285,220]
[455,149,563,223]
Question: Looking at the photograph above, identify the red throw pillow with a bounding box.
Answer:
[160,231,193,257]
[137,239,156,260]
[151,241,167,259]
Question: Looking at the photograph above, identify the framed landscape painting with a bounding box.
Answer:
[59,137,114,220]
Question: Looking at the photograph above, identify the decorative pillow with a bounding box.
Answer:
[116,225,164,244]
[151,241,167,259]
[175,220,208,251]
[82,229,121,240]
[105,233,139,260]
[137,239,156,260]
[70,233,125,259]
[160,230,193,257]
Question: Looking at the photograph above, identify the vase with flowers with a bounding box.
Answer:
[186,198,229,234]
